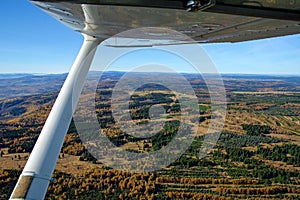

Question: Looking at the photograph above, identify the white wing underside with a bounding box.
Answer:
[31,0,300,46]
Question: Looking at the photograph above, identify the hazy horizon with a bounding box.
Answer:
[0,70,300,76]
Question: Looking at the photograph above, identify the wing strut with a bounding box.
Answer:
[10,34,101,200]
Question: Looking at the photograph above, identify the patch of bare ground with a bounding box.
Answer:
[242,146,257,151]
[55,154,102,176]
[0,152,102,177]
[0,153,29,170]
[121,142,140,152]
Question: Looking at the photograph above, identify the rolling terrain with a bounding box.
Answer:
[0,72,300,199]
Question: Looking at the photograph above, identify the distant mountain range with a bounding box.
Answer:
[0,72,299,100]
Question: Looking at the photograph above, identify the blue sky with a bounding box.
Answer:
[0,0,299,74]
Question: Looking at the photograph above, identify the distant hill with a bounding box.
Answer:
[1,72,299,100]
[0,73,67,100]
[0,73,33,80]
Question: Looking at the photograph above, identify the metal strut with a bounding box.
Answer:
[10,34,101,200]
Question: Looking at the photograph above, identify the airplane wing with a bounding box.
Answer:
[30,0,300,45]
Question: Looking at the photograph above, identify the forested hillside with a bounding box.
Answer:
[0,72,300,199]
